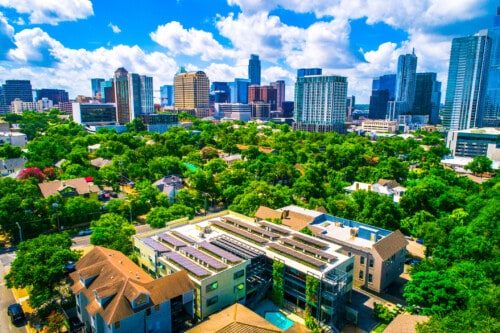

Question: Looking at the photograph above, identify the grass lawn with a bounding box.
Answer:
[372,323,388,333]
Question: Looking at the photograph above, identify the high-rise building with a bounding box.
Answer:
[90,78,105,98]
[293,74,348,133]
[174,69,210,118]
[270,80,285,111]
[2,80,33,105]
[443,31,492,130]
[248,54,261,85]
[248,85,277,110]
[346,96,355,122]
[34,89,69,105]
[483,7,500,127]
[368,74,396,119]
[100,80,114,103]
[113,67,154,124]
[413,73,442,124]
[297,68,322,78]
[160,85,174,107]
[229,78,250,104]
[394,50,418,116]
[210,82,230,106]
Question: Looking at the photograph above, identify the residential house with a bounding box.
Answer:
[38,178,100,199]
[70,246,195,333]
[90,158,112,169]
[344,179,407,203]
[186,303,282,333]
[0,157,27,177]
[152,175,184,203]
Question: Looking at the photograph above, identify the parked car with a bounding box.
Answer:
[416,239,424,244]
[65,261,75,273]
[7,303,25,323]
[78,229,93,236]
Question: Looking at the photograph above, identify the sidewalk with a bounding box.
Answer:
[12,287,38,333]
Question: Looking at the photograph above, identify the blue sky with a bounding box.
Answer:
[0,0,497,103]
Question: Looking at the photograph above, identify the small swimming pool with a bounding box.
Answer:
[265,311,295,330]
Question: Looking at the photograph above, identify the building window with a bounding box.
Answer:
[360,256,365,265]
[155,304,160,311]
[146,308,151,316]
[345,263,354,272]
[234,270,244,280]
[115,321,120,329]
[359,270,364,280]
[369,259,374,268]
[234,283,244,293]
[368,273,373,283]
[207,296,218,307]
[206,281,218,293]
[347,252,352,257]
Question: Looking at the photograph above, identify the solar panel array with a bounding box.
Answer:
[141,237,171,252]
[221,217,280,240]
[211,220,268,245]
[158,232,187,248]
[210,236,265,260]
[162,252,211,278]
[198,241,242,264]
[292,233,329,248]
[171,230,196,244]
[280,238,337,263]
[182,246,227,270]
[267,243,326,269]
[257,221,291,235]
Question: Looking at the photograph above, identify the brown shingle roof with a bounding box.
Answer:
[186,304,281,333]
[38,178,99,198]
[69,246,194,325]
[90,157,112,169]
[373,230,408,261]
[254,206,282,220]
[383,314,429,333]
[281,210,315,232]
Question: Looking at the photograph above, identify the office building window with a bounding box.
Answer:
[206,281,218,293]
[234,270,244,279]
[359,270,364,280]
[207,296,218,307]
[360,257,365,265]
[368,273,373,283]
[115,321,120,329]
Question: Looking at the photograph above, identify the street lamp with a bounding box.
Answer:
[15,222,22,243]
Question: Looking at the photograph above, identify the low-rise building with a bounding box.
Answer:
[152,175,184,203]
[0,132,27,147]
[344,179,406,203]
[70,246,195,333]
[38,177,100,199]
[446,127,500,161]
[133,211,354,329]
[361,119,399,133]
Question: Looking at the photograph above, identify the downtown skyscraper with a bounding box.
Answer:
[174,68,210,118]
[443,31,492,130]
[248,54,261,85]
[293,74,348,133]
[390,50,418,119]
[483,7,500,127]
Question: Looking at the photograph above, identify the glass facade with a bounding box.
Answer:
[248,54,261,85]
[395,51,418,116]
[484,8,500,127]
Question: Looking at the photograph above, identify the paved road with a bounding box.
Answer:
[0,248,28,333]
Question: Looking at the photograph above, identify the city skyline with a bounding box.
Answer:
[0,0,497,104]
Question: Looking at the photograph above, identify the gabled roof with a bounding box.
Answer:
[70,246,194,325]
[0,157,26,171]
[186,303,282,333]
[255,206,282,220]
[90,157,112,169]
[373,230,408,261]
[38,178,100,198]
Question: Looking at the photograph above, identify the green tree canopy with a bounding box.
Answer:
[90,213,136,254]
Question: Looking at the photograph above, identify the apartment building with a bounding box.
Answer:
[133,211,354,329]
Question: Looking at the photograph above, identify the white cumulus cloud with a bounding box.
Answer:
[0,0,93,25]
[150,21,235,61]
[108,22,121,34]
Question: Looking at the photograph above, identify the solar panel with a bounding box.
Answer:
[210,236,265,260]
[158,232,187,248]
[198,241,242,263]
[141,237,171,252]
[171,230,196,244]
[292,233,329,248]
[257,221,291,235]
[280,238,337,262]
[211,220,268,245]
[267,243,326,269]
[182,246,227,270]
[162,252,211,278]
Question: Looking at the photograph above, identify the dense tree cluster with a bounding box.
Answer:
[0,110,498,330]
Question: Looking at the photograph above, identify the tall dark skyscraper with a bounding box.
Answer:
[271,80,285,111]
[229,78,250,103]
[443,31,491,130]
[2,80,33,105]
[414,73,442,124]
[394,50,418,116]
[248,54,261,85]
[297,68,322,78]
[483,7,500,127]
[368,74,396,119]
